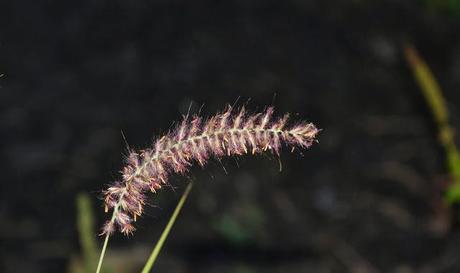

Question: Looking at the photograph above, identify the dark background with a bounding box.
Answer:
[2,1,460,273]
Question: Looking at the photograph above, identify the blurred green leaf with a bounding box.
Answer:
[404,43,460,203]
[76,193,98,272]
[445,184,460,203]
[69,193,111,273]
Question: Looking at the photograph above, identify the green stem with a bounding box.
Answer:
[95,232,110,273]
[95,193,124,273]
[141,182,193,273]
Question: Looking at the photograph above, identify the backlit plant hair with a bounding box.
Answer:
[96,105,319,273]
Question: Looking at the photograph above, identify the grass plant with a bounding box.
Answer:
[95,105,319,273]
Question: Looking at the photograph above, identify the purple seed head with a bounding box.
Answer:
[102,106,319,235]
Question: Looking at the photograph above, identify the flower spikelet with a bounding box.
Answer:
[102,106,319,235]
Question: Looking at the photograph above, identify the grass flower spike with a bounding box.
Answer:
[102,106,319,236]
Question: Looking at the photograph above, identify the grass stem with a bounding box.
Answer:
[95,233,110,273]
[141,182,193,273]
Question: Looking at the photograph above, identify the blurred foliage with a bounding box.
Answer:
[69,193,111,273]
[423,0,460,16]
[214,215,251,245]
[404,44,460,203]
[213,202,266,246]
